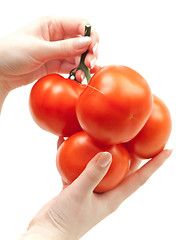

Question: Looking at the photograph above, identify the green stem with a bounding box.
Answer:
[69,24,91,83]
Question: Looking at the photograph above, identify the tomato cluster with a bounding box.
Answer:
[29,65,172,193]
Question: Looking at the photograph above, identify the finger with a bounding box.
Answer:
[75,65,101,82]
[88,30,99,55]
[40,16,99,64]
[61,178,69,190]
[85,55,97,70]
[40,59,62,74]
[85,31,99,69]
[58,61,79,74]
[40,56,81,75]
[43,16,91,40]
[57,137,64,150]
[90,65,101,74]
[43,16,99,47]
[75,70,85,82]
[102,149,172,211]
[41,36,92,60]
[71,152,112,195]
[127,155,143,175]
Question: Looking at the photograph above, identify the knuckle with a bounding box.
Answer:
[38,16,52,25]
[104,198,122,215]
[86,166,101,183]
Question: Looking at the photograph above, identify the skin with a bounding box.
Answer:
[0,16,99,98]
[0,17,172,240]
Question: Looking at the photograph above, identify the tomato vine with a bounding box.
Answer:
[68,24,92,83]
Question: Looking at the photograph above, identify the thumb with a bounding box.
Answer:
[72,152,112,194]
[42,36,92,60]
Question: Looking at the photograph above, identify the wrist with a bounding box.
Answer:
[17,225,74,240]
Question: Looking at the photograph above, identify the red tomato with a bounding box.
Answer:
[76,65,153,145]
[56,131,130,193]
[29,74,85,137]
[125,95,172,159]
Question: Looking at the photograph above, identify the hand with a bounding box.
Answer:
[18,149,172,240]
[0,16,99,92]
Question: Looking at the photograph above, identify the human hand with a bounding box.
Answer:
[0,16,99,92]
[18,149,172,240]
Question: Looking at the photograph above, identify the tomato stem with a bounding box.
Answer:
[69,24,91,83]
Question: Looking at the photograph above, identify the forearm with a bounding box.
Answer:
[0,80,9,114]
[17,232,70,240]
[17,225,72,240]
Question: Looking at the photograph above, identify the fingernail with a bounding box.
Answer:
[160,149,173,160]
[97,152,112,168]
[81,72,85,82]
[76,37,91,48]
[90,57,96,69]
[93,43,98,54]
[166,149,173,158]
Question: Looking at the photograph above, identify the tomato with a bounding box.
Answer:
[29,74,85,137]
[76,65,153,145]
[56,131,130,193]
[125,95,172,159]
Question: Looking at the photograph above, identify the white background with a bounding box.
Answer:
[0,0,179,239]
